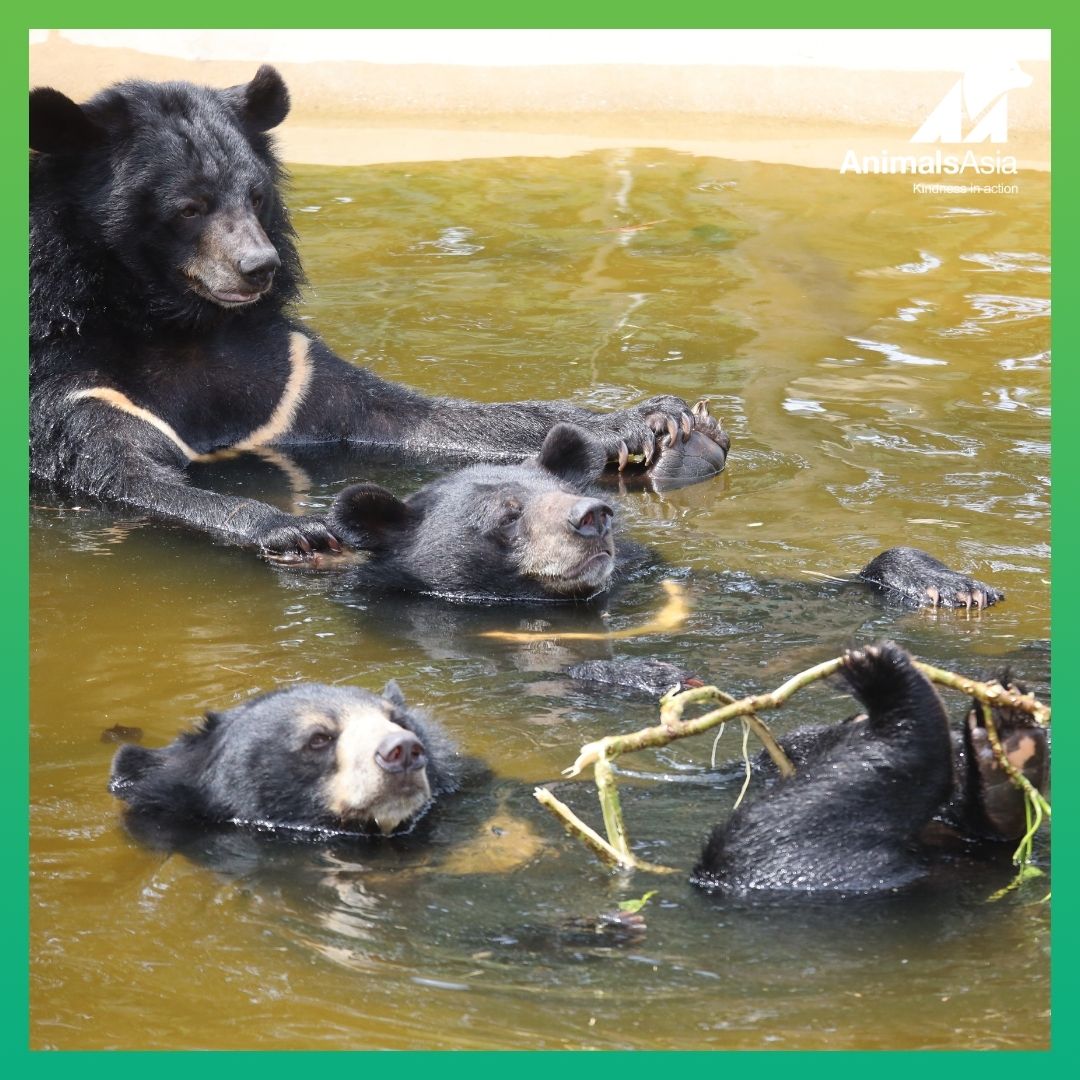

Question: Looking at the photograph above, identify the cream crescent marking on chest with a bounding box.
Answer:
[231,331,313,450]
[67,331,313,459]
[66,386,199,460]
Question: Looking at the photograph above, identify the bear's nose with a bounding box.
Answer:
[374,731,427,774]
[568,498,613,538]
[238,248,281,289]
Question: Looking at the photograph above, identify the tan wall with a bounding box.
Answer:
[29,31,1050,171]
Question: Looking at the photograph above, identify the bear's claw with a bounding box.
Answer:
[258,516,343,566]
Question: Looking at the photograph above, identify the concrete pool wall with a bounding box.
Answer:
[29,29,1049,171]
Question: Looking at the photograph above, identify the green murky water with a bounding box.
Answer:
[31,150,1050,1049]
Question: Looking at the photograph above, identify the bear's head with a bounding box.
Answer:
[110,682,461,836]
[329,424,617,601]
[30,66,300,319]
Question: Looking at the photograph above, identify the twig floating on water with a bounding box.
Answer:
[479,579,689,643]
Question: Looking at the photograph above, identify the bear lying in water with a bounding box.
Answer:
[329,423,1003,608]
[692,641,1048,896]
[110,682,466,838]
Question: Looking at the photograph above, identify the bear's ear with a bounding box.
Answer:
[225,65,290,132]
[196,710,225,735]
[381,680,407,709]
[109,744,162,791]
[537,424,608,487]
[30,87,104,155]
[329,482,417,551]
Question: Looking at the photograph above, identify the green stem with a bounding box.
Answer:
[915,661,1051,727]
[566,656,845,778]
[533,786,677,875]
[595,756,630,858]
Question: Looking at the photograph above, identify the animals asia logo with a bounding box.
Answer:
[910,59,1032,144]
[840,58,1032,177]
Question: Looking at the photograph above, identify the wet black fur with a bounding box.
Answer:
[30,69,301,343]
[859,546,1003,609]
[724,664,1048,852]
[693,641,956,895]
[109,682,464,834]
[31,67,708,558]
[564,658,702,697]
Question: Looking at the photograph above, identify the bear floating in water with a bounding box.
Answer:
[692,641,1048,896]
[110,682,465,837]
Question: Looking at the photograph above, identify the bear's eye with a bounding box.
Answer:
[500,502,523,527]
[305,731,336,751]
[178,201,204,220]
[251,192,264,211]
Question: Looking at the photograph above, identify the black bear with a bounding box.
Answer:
[692,641,1048,895]
[329,423,1002,608]
[30,66,728,561]
[328,423,641,601]
[110,681,465,836]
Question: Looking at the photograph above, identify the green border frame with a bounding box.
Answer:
[8,8,1071,1073]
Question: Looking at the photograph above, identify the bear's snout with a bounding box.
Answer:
[568,498,613,539]
[327,708,434,832]
[237,245,281,291]
[185,211,282,306]
[375,730,427,774]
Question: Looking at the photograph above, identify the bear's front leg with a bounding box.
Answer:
[300,345,729,485]
[33,384,349,563]
[859,547,1004,610]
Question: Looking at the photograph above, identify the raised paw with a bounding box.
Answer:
[840,640,914,695]
[643,400,728,488]
[631,399,728,490]
[597,396,730,491]
[647,398,728,452]
[645,430,730,490]
[839,640,950,751]
[858,547,1003,611]
[966,715,1049,841]
[688,398,729,448]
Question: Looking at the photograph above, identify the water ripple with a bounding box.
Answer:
[410,226,485,256]
[938,294,1050,336]
[848,336,947,366]
[960,251,1050,274]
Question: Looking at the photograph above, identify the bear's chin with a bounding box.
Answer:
[337,791,432,836]
[183,273,270,309]
[539,550,615,597]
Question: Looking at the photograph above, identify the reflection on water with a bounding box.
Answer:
[31,150,1050,1049]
